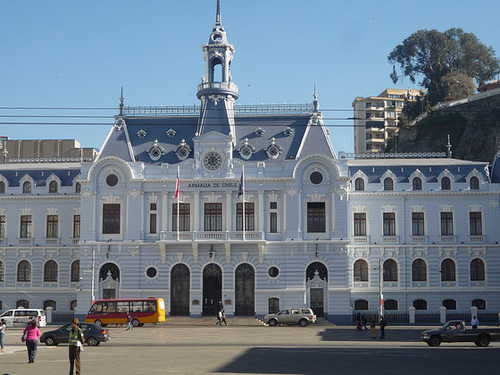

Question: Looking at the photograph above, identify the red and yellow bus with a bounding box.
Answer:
[85,298,166,327]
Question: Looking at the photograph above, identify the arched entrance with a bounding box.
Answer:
[99,263,120,300]
[202,263,222,316]
[235,263,255,316]
[170,264,190,316]
[306,262,328,317]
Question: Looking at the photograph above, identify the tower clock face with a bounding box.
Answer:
[203,151,223,171]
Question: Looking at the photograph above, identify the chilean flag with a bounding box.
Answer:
[174,170,180,199]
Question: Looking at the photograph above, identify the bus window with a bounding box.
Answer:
[131,301,143,313]
[117,301,129,312]
[103,301,116,313]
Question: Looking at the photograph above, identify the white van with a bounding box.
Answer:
[0,308,47,327]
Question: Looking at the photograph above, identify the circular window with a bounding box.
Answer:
[310,171,323,185]
[149,146,162,161]
[268,267,279,278]
[176,146,190,160]
[267,145,280,159]
[146,267,157,279]
[203,151,223,171]
[239,145,253,160]
[106,174,118,187]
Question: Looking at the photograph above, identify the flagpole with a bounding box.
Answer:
[177,165,180,241]
[242,165,245,241]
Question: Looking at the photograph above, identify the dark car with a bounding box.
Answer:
[40,322,110,346]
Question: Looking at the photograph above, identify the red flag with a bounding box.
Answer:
[174,171,180,199]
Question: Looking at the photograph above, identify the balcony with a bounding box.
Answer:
[45,238,61,245]
[411,236,427,243]
[382,236,399,244]
[159,231,265,243]
[353,236,369,243]
[440,236,456,243]
[18,237,34,245]
[470,235,485,243]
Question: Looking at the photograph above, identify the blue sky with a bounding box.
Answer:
[1,0,499,153]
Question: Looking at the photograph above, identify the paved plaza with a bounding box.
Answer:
[1,318,499,375]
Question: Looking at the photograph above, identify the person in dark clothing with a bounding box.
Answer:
[379,317,387,339]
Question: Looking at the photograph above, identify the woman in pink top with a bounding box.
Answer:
[23,320,41,363]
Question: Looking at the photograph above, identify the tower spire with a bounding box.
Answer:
[216,0,221,25]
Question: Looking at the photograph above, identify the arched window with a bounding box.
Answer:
[412,177,422,190]
[71,260,80,282]
[472,299,486,310]
[353,259,368,282]
[354,300,368,310]
[442,299,457,310]
[17,299,29,308]
[75,182,81,193]
[49,180,58,193]
[470,176,479,190]
[0,260,4,282]
[23,181,32,193]
[384,299,398,310]
[0,181,5,194]
[412,259,427,281]
[70,300,78,310]
[44,260,58,282]
[17,260,31,282]
[354,178,364,191]
[470,258,485,281]
[383,259,398,282]
[306,262,328,282]
[43,300,56,310]
[441,176,451,190]
[383,177,394,191]
[413,299,427,310]
[441,258,456,281]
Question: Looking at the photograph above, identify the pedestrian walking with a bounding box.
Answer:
[361,313,368,330]
[69,318,85,375]
[471,315,479,329]
[369,316,376,339]
[23,320,41,363]
[0,318,6,352]
[216,308,223,325]
[126,313,133,330]
[220,309,228,326]
[379,317,387,339]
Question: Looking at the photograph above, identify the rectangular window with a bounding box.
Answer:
[150,203,157,211]
[204,203,222,231]
[307,202,325,233]
[469,212,482,236]
[149,214,157,234]
[440,212,453,236]
[354,213,366,236]
[270,202,277,210]
[236,202,255,231]
[73,215,80,238]
[172,203,190,231]
[383,213,396,236]
[20,215,32,238]
[46,215,59,238]
[0,215,5,238]
[103,204,120,234]
[270,212,278,233]
[411,212,425,236]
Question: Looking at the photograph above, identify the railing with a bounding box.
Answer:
[382,236,398,243]
[18,238,34,245]
[470,236,485,242]
[353,236,369,243]
[45,238,61,245]
[123,103,313,116]
[160,230,265,241]
[197,82,239,93]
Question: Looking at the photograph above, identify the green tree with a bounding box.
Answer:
[388,28,499,104]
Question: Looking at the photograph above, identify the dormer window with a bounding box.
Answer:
[470,176,480,190]
[49,181,58,194]
[254,127,265,137]
[148,140,166,161]
[175,139,192,161]
[265,138,282,159]
[383,177,394,191]
[238,138,255,160]
[23,181,32,194]
[283,127,294,136]
[441,177,451,190]
[137,129,147,139]
[166,129,176,138]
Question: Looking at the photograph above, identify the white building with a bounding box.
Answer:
[1,1,500,324]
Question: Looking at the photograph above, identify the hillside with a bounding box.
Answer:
[389,91,500,162]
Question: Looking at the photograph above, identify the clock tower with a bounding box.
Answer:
[196,0,239,146]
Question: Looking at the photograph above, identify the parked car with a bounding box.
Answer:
[40,322,110,346]
[421,320,500,347]
[0,308,47,327]
[264,308,316,327]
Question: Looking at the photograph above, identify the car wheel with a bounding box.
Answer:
[132,318,140,327]
[94,320,102,327]
[268,319,278,327]
[86,336,99,346]
[477,335,490,347]
[299,319,308,327]
[429,336,441,347]
[44,336,57,346]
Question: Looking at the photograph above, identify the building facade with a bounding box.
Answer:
[352,89,422,154]
[1,1,500,324]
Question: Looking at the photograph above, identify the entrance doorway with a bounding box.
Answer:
[99,263,120,300]
[306,262,328,318]
[202,263,222,316]
[310,288,324,317]
[235,263,255,316]
[170,264,190,316]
